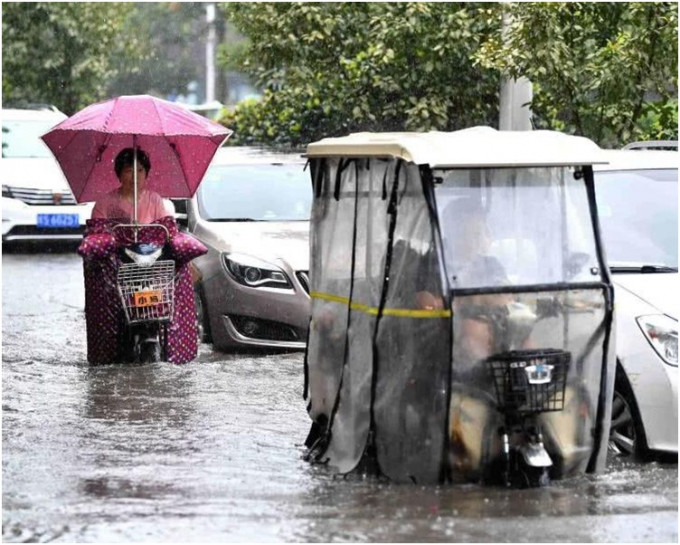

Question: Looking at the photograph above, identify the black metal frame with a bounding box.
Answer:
[420,165,455,482]
[583,165,615,472]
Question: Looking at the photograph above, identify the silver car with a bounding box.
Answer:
[177,147,312,350]
[594,148,678,459]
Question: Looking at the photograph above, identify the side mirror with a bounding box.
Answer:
[175,212,188,228]
[171,199,190,229]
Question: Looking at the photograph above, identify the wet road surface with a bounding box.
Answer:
[3,251,678,542]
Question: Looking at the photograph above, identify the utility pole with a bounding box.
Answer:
[499,77,533,131]
[215,10,227,105]
[205,2,216,103]
[499,4,533,130]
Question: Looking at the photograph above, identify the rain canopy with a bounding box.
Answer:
[304,128,616,484]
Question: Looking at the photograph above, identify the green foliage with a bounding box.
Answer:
[4,1,675,148]
[636,99,679,142]
[475,2,678,146]
[2,2,135,114]
[219,2,502,147]
[220,2,677,148]
[106,2,205,99]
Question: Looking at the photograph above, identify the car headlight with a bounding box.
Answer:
[222,252,292,289]
[636,314,678,367]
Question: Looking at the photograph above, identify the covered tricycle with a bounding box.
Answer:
[302,128,615,487]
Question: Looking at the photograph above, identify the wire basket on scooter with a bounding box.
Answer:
[117,260,175,324]
[486,349,570,414]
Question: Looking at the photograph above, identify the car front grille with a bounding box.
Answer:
[296,271,310,294]
[3,185,77,205]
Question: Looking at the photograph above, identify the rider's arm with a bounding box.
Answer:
[415,291,444,310]
[414,242,445,310]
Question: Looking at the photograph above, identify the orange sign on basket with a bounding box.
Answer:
[133,290,162,308]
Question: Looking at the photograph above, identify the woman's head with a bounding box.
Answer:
[114,147,151,177]
[114,148,151,191]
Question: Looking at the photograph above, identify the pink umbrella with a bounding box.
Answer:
[41,95,232,205]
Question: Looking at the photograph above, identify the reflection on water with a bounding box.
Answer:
[3,253,678,542]
[82,363,197,422]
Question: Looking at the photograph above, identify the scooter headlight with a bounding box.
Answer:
[222,252,292,289]
[636,314,678,367]
[124,246,163,267]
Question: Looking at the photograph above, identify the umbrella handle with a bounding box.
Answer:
[133,137,139,241]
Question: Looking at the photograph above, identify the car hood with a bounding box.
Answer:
[198,220,310,271]
[613,273,679,319]
[3,157,70,191]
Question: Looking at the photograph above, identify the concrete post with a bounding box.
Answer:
[499,4,533,131]
[205,3,216,103]
[499,76,533,131]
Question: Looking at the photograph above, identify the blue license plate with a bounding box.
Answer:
[36,214,80,228]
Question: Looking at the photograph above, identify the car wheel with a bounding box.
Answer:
[194,283,212,344]
[609,370,647,459]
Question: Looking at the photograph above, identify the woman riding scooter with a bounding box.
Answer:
[78,148,207,365]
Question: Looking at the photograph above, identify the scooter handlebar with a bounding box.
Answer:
[112,223,170,245]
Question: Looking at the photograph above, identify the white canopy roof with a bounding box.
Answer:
[306,127,606,167]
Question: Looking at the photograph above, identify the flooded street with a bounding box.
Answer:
[3,251,678,543]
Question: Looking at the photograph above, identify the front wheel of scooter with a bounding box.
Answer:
[508,450,550,488]
[138,339,161,363]
[131,325,162,364]
[521,465,550,488]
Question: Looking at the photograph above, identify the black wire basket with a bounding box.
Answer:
[486,349,570,414]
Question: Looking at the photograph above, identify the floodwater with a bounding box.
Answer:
[2,251,678,543]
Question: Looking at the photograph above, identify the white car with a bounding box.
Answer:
[2,107,93,244]
[594,148,678,459]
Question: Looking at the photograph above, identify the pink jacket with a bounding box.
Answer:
[91,188,172,223]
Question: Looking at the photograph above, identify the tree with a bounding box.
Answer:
[2,2,135,114]
[106,2,205,100]
[476,2,678,146]
[219,2,502,147]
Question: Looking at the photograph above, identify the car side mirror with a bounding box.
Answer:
[171,198,189,229]
[175,212,188,228]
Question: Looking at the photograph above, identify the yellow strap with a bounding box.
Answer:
[310,291,451,319]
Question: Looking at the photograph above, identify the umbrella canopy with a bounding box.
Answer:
[41,94,232,203]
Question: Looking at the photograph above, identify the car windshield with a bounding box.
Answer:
[595,168,678,270]
[2,119,56,158]
[197,163,312,221]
